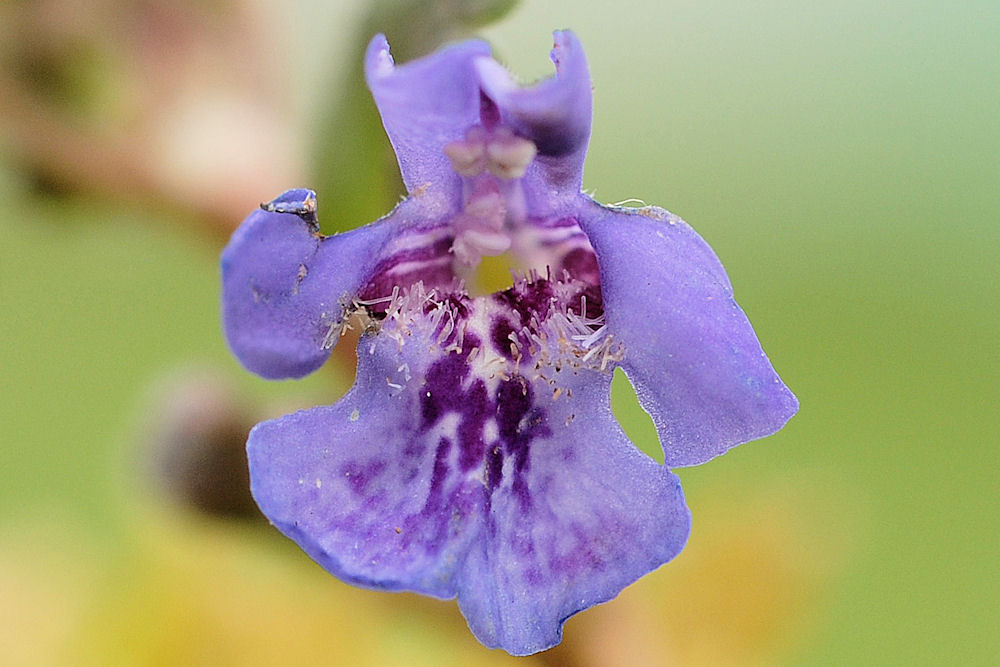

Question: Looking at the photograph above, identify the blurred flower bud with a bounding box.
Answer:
[142,367,259,519]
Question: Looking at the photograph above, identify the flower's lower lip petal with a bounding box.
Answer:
[247,329,485,597]
[221,190,394,379]
[577,198,799,467]
[249,280,690,656]
[456,371,691,656]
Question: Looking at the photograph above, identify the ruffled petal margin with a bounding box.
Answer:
[457,368,690,655]
[248,298,691,655]
[247,327,483,596]
[575,197,799,466]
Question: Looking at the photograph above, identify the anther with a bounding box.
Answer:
[443,140,486,177]
[443,126,490,177]
[486,127,537,180]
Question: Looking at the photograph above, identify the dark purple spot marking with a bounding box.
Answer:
[399,437,453,553]
[418,351,551,514]
[340,459,387,497]
[457,379,489,471]
[359,236,455,305]
[490,317,517,360]
[421,354,470,426]
[493,279,555,328]
[463,332,481,355]
[560,247,601,287]
[426,437,452,513]
[496,376,550,510]
[421,351,492,476]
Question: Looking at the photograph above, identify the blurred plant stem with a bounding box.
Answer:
[312,0,520,233]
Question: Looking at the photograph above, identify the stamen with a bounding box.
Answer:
[485,127,537,180]
[572,324,608,350]
[443,139,486,177]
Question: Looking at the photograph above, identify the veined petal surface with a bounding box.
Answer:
[457,367,689,655]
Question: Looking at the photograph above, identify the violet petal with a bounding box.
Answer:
[477,30,592,196]
[247,325,484,595]
[456,368,690,655]
[365,34,490,199]
[575,197,799,466]
[249,290,691,655]
[221,190,394,379]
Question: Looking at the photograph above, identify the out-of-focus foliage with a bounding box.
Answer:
[0,0,304,233]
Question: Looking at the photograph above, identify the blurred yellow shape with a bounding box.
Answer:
[0,522,100,666]
[60,504,536,666]
[548,473,859,666]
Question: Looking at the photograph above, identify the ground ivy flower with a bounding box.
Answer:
[221,31,797,656]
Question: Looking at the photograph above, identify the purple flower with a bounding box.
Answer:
[221,31,797,655]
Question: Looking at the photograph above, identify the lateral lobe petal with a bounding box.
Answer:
[221,195,394,379]
[576,198,798,466]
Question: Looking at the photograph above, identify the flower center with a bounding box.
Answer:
[354,122,608,370]
[359,278,621,394]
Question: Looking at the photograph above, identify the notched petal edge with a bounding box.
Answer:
[476,29,592,189]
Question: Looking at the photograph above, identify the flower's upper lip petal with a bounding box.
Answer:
[576,197,799,467]
[220,189,394,379]
[456,370,690,656]
[476,30,592,191]
[365,34,491,199]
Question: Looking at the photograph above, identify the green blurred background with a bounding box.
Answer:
[2,1,997,664]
